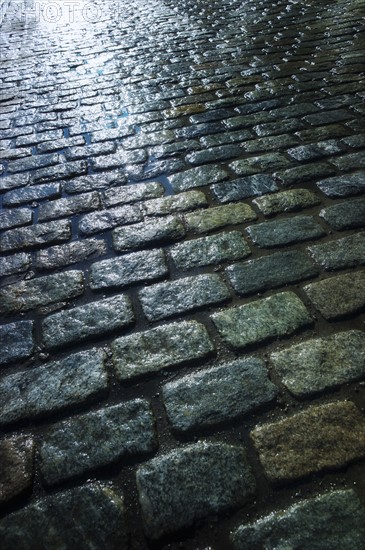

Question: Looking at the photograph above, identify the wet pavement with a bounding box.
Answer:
[0,0,365,547]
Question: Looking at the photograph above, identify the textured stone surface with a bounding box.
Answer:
[143,190,207,216]
[103,181,164,207]
[227,250,318,296]
[0,436,35,503]
[38,191,100,221]
[316,172,365,197]
[253,188,320,216]
[247,216,325,248]
[40,400,156,484]
[0,271,84,315]
[42,295,134,349]
[0,349,108,425]
[231,490,365,550]
[90,249,167,289]
[212,175,278,203]
[113,216,185,252]
[0,220,71,252]
[163,357,278,432]
[0,483,129,549]
[308,233,365,270]
[79,204,142,234]
[35,238,107,270]
[139,274,230,321]
[251,401,365,483]
[137,442,256,539]
[0,207,32,230]
[230,153,291,175]
[0,321,34,366]
[185,203,257,234]
[320,198,365,230]
[304,272,365,319]
[3,182,61,206]
[212,292,312,350]
[0,252,31,277]
[271,330,365,396]
[112,321,214,381]
[168,164,228,192]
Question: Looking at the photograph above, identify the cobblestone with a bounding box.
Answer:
[0,321,34,366]
[136,442,256,539]
[63,172,126,194]
[212,175,278,203]
[253,188,321,216]
[168,165,228,192]
[42,295,134,349]
[320,198,365,230]
[113,216,185,252]
[247,216,325,248]
[212,291,312,350]
[308,233,365,271]
[316,172,365,197]
[103,182,164,207]
[275,163,336,186]
[0,220,71,252]
[271,330,365,397]
[40,400,156,485]
[185,202,257,234]
[79,204,142,235]
[139,274,230,321]
[0,349,108,425]
[163,357,278,432]
[0,436,35,504]
[0,271,84,315]
[38,191,100,222]
[0,252,31,277]
[227,250,319,296]
[230,153,292,175]
[112,321,213,381]
[35,238,107,270]
[3,182,61,206]
[143,190,207,216]
[0,484,129,549]
[0,207,32,230]
[231,490,365,550]
[304,272,365,320]
[251,401,365,483]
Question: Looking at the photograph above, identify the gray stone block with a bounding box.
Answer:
[212,175,278,203]
[320,198,365,230]
[308,233,365,270]
[113,216,185,252]
[247,215,325,248]
[143,190,208,216]
[0,436,35,503]
[253,188,320,216]
[79,204,142,235]
[185,203,257,234]
[168,165,228,192]
[0,220,71,252]
[316,172,365,197]
[0,321,34,366]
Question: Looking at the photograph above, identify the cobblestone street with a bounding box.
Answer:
[0,0,365,547]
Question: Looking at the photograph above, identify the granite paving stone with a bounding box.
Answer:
[320,198,365,230]
[0,321,34,366]
[211,291,312,350]
[185,202,257,234]
[251,401,365,483]
[136,441,256,539]
[316,172,365,198]
[287,140,343,161]
[303,271,365,320]
[253,188,321,216]
[246,215,325,248]
[38,192,100,221]
[170,231,250,270]
[185,144,242,165]
[0,271,84,315]
[168,165,228,192]
[31,160,88,184]
[0,253,31,277]
[63,172,126,194]
[163,357,278,432]
[42,295,134,349]
[40,400,156,484]
[227,250,319,296]
[308,233,365,271]
[111,320,214,381]
[7,153,59,174]
[0,483,129,549]
[0,207,32,230]
[79,204,142,235]
[0,349,108,425]
[243,134,299,153]
[0,173,30,192]
[113,216,185,252]
[212,175,278,203]
[231,489,365,550]
[103,181,164,207]
[270,330,365,397]
[275,163,336,186]
[2,182,61,206]
[200,129,253,148]
[90,249,167,289]
[143,190,208,216]
[35,239,107,270]
[230,153,292,175]
[304,109,353,125]
[0,436,35,504]
[0,220,72,252]
[329,152,365,171]
[138,274,230,321]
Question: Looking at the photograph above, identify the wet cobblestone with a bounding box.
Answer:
[0,0,364,546]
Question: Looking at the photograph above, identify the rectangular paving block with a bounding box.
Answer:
[231,490,365,550]
[253,188,320,216]
[0,220,71,252]
[0,253,31,277]
[229,153,292,176]
[138,274,230,321]
[38,192,100,221]
[40,400,156,485]
[320,198,365,230]
[168,165,228,192]
[211,175,278,203]
[42,295,134,349]
[35,239,107,270]
[0,321,34,366]
[316,172,365,198]
[0,483,129,550]
[246,215,325,248]
[111,320,214,381]
[113,216,185,252]
[0,349,108,425]
[308,233,365,271]
[0,271,84,315]
[143,190,208,216]
[90,249,167,290]
[0,207,33,230]
[63,172,124,194]
[303,272,365,320]
[3,182,61,206]
[170,231,251,270]
[227,250,319,296]
[211,292,313,350]
[103,181,164,207]
[163,357,278,432]
[79,204,142,235]
[0,435,35,504]
[136,442,256,539]
[251,401,365,483]
[185,203,257,234]
[271,330,365,397]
